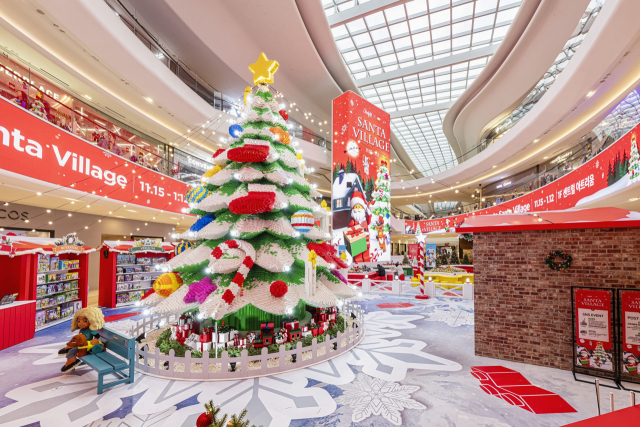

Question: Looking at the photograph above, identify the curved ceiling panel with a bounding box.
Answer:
[127,0,342,139]
[449,0,593,157]
[391,0,640,205]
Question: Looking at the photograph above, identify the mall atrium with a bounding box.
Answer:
[0,0,639,426]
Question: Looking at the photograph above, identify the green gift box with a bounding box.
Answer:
[344,225,368,257]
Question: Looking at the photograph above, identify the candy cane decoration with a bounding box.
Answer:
[210,239,255,304]
[416,239,429,299]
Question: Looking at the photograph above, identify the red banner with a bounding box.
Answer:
[621,290,640,375]
[332,91,391,263]
[404,124,640,233]
[0,99,189,214]
[574,289,613,371]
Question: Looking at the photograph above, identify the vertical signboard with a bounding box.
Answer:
[331,91,391,263]
[621,290,640,375]
[425,243,437,268]
[574,289,615,372]
[407,243,418,260]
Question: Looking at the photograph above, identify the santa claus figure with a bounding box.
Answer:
[349,191,369,228]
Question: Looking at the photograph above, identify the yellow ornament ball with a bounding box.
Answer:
[153,272,183,298]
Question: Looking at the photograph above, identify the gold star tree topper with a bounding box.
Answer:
[249,52,279,85]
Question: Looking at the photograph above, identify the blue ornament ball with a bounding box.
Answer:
[229,124,243,138]
[174,241,193,256]
[291,210,314,233]
[190,213,216,232]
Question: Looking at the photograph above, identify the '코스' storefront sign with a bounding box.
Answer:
[331,91,391,263]
[574,289,614,372]
[621,290,640,374]
[0,98,190,215]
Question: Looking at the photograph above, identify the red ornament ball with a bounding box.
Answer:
[279,109,288,120]
[270,280,288,297]
[196,412,212,427]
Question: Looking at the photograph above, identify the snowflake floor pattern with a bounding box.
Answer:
[0,297,634,426]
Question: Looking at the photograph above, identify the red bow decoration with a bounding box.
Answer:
[346,227,364,238]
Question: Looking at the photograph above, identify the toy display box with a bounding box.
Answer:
[35,311,46,328]
[343,225,368,257]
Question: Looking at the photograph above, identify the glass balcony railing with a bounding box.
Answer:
[0,50,212,185]
[407,84,640,219]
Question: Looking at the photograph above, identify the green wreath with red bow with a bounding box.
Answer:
[545,250,572,271]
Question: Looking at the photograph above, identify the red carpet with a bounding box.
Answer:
[562,406,640,426]
[376,302,414,309]
[104,312,141,322]
[471,366,577,414]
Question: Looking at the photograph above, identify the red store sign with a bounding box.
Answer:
[0,98,190,214]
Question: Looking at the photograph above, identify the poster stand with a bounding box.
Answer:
[571,286,620,390]
[617,288,640,392]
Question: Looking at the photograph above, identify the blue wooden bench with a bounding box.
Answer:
[79,326,135,394]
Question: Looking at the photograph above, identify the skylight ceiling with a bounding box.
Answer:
[324,0,522,176]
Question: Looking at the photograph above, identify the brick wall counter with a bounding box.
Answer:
[473,227,640,370]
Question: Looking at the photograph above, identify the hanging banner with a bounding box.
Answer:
[621,290,640,375]
[405,123,640,232]
[331,91,391,263]
[574,289,614,371]
[0,98,190,215]
[425,243,437,268]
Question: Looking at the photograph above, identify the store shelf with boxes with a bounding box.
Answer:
[0,234,93,349]
[99,240,175,308]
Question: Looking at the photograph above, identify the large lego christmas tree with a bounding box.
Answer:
[141,53,354,328]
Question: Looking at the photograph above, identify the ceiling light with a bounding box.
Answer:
[145,97,153,103]
[36,192,42,196]
[83,95,91,100]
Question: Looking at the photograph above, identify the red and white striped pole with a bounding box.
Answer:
[416,235,429,299]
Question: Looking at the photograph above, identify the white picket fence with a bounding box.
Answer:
[131,302,365,381]
[353,277,474,300]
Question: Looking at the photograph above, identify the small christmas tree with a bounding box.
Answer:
[30,92,47,119]
[628,135,640,184]
[462,253,471,265]
[402,253,409,264]
[197,400,261,427]
[592,342,610,367]
[450,246,460,264]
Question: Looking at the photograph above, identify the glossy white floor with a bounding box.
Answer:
[0,294,635,427]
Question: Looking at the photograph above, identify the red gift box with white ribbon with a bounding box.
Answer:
[281,321,300,331]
